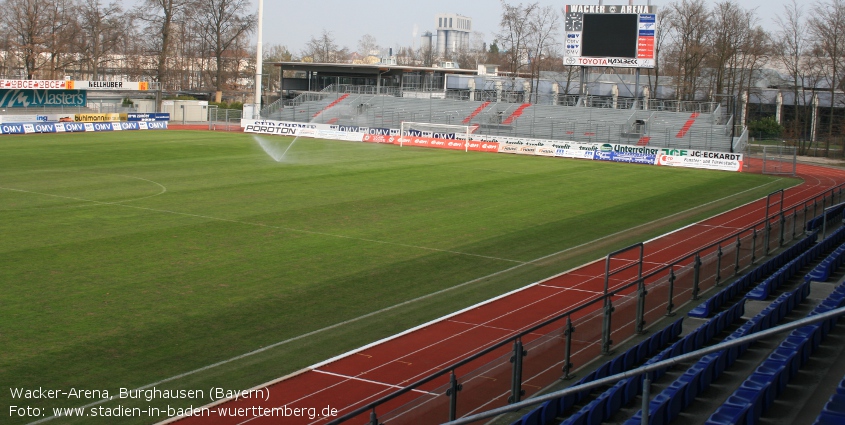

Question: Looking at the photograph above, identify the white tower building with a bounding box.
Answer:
[435,14,471,57]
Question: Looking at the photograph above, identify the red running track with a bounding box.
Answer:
[170,160,845,425]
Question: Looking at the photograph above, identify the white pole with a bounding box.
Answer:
[254,0,264,119]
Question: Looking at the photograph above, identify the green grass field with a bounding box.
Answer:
[1,131,798,423]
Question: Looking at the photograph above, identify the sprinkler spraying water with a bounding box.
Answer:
[254,135,299,162]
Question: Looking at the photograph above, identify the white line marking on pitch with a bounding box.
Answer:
[312,370,437,396]
[26,179,785,425]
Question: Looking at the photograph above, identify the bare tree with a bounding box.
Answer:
[809,0,845,137]
[662,0,712,100]
[708,1,756,96]
[144,0,188,88]
[453,31,488,70]
[78,0,127,79]
[303,30,349,63]
[647,7,672,99]
[41,0,79,79]
[357,33,379,57]
[497,1,538,77]
[1,0,55,78]
[527,5,559,103]
[191,0,255,98]
[263,43,292,92]
[772,0,807,142]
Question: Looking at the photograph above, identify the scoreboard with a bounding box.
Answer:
[563,4,657,69]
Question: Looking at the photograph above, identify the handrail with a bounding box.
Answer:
[327,183,845,425]
[443,305,845,425]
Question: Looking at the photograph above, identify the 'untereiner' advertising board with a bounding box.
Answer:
[241,119,743,173]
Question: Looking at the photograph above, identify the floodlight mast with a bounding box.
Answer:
[253,0,264,119]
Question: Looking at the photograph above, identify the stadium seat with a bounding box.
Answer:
[605,380,627,419]
[705,398,752,425]
[623,346,639,370]
[584,394,608,425]
[559,407,587,425]
[595,362,610,380]
[679,368,702,406]
[517,408,541,425]
[819,394,845,422]
[663,380,689,421]
[540,399,560,425]
[610,356,625,375]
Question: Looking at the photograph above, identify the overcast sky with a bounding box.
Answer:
[251,0,792,56]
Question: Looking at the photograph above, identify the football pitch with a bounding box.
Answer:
[1,131,796,423]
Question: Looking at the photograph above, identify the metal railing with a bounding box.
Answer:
[327,185,845,425]
[445,305,845,424]
[207,106,242,131]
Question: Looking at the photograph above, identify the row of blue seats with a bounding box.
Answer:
[805,203,845,231]
[624,280,811,425]
[805,241,845,283]
[815,364,845,424]
[748,226,845,299]
[556,301,746,425]
[710,280,845,425]
[688,232,818,318]
[512,319,684,425]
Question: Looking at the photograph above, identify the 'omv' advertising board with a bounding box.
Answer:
[0,90,86,107]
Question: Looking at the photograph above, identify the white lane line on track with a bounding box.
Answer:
[311,370,438,396]
[447,319,524,334]
[537,284,603,295]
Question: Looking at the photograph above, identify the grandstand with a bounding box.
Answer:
[261,86,737,153]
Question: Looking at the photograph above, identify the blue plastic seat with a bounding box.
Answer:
[624,346,639,370]
[664,380,689,421]
[540,399,560,425]
[595,362,610,380]
[706,399,751,425]
[742,373,775,411]
[625,374,643,399]
[517,407,541,425]
[682,333,696,353]
[837,378,845,396]
[669,341,683,358]
[679,369,702,406]
[559,408,586,425]
[610,356,625,375]
[648,332,663,354]
[636,340,650,361]
[769,346,800,380]
[605,380,627,419]
[704,319,718,342]
[755,362,787,397]
[692,356,716,391]
[559,391,577,414]
[671,319,684,340]
[822,394,845,418]
[659,325,674,347]
[732,387,765,423]
[711,350,729,379]
[584,395,608,425]
[649,396,670,425]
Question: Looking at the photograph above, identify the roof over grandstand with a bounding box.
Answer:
[268,61,479,76]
